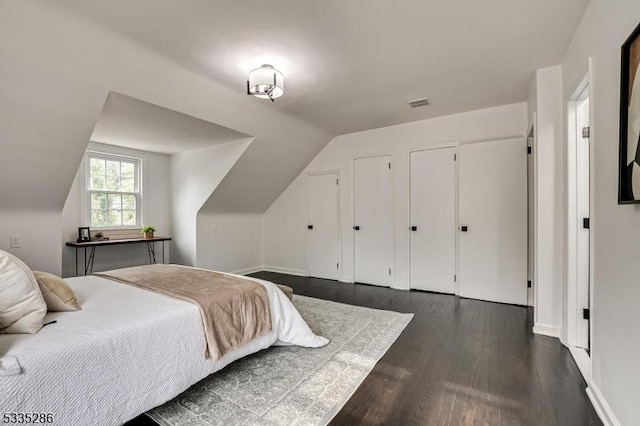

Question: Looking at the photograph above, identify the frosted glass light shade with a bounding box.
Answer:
[247,64,284,99]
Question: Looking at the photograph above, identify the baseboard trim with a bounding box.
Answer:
[532,323,561,338]
[231,266,264,276]
[586,381,620,426]
[261,266,307,277]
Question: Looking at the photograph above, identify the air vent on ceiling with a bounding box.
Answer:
[408,97,431,108]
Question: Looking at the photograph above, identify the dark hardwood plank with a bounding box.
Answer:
[126,272,601,426]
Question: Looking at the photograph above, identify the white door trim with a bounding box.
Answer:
[532,113,539,320]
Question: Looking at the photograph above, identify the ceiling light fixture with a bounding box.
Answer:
[246,64,284,102]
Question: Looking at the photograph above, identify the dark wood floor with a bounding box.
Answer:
[127,272,601,426]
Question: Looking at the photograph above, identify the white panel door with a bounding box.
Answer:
[459,139,527,305]
[354,155,392,286]
[576,95,590,349]
[307,173,339,280]
[410,148,456,293]
[527,135,535,306]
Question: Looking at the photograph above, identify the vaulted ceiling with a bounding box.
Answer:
[1,1,589,216]
[56,0,589,135]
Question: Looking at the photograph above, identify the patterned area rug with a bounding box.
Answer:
[147,295,413,426]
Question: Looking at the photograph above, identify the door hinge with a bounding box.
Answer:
[527,280,532,288]
[337,263,339,269]
[336,178,339,185]
[388,162,391,170]
[583,308,590,320]
[454,153,457,161]
[527,146,532,155]
[454,275,457,282]
[583,218,590,229]
[582,127,590,138]
[388,268,391,275]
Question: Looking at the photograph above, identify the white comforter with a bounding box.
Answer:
[0,274,328,426]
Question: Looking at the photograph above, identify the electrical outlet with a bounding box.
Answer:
[10,236,21,248]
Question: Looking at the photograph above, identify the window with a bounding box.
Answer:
[86,152,141,228]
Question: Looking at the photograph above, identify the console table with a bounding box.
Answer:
[65,237,171,276]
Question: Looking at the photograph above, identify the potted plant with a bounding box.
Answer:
[141,225,156,239]
[93,232,109,241]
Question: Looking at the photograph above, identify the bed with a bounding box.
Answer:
[0,271,328,426]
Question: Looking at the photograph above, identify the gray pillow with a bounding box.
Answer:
[34,271,81,312]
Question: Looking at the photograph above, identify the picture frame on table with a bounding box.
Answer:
[77,227,90,243]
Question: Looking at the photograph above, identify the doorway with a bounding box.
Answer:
[566,67,592,379]
[527,124,536,307]
[575,89,590,351]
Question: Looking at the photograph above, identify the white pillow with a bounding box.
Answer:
[0,250,47,334]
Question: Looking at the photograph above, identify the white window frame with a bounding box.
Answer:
[84,151,143,230]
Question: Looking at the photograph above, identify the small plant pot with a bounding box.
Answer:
[143,231,154,239]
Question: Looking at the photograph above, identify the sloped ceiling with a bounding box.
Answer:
[92,92,250,154]
[0,1,331,214]
[1,0,589,216]
[54,0,588,135]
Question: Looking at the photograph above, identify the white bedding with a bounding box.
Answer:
[0,274,328,426]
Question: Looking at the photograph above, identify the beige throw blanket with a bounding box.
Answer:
[95,264,272,361]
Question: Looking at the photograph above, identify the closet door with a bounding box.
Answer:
[576,95,591,350]
[410,147,456,293]
[307,173,339,280]
[458,138,527,305]
[354,155,392,286]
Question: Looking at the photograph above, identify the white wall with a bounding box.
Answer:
[561,1,640,424]
[196,213,263,275]
[61,142,172,277]
[0,210,62,275]
[528,76,538,131]
[263,177,308,276]
[171,139,252,266]
[530,66,565,338]
[264,103,528,287]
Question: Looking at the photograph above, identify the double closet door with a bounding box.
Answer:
[409,139,527,306]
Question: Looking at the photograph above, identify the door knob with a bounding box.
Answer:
[353,226,360,230]
[308,225,313,230]
[411,226,418,231]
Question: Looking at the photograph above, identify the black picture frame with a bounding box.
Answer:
[77,227,90,243]
[618,22,640,203]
